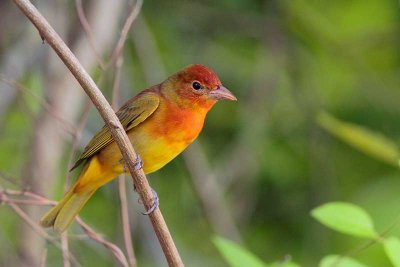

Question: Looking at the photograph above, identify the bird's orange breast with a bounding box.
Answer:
[125,98,208,173]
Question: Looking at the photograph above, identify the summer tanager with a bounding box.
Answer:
[40,64,236,233]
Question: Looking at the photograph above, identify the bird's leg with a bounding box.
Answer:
[142,188,159,215]
[137,188,159,215]
[119,154,143,173]
[119,154,157,214]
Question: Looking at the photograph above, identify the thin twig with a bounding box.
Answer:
[39,248,47,267]
[107,0,143,68]
[74,0,106,69]
[0,171,24,188]
[61,233,71,267]
[0,74,77,135]
[111,56,123,108]
[6,200,53,242]
[0,198,53,206]
[0,187,130,267]
[0,192,80,266]
[118,175,137,267]
[75,217,129,267]
[0,188,56,205]
[12,0,183,265]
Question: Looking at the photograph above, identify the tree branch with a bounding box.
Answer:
[0,185,128,267]
[0,190,81,266]
[12,0,183,266]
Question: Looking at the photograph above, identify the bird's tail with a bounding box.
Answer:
[40,156,117,233]
[40,186,95,233]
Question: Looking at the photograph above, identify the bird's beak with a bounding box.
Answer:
[208,86,237,101]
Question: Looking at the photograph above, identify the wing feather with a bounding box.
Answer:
[70,92,160,171]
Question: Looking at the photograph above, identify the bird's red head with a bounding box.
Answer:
[163,64,236,109]
[179,64,222,87]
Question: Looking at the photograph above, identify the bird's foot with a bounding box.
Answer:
[119,154,143,173]
[137,188,159,215]
[134,154,143,171]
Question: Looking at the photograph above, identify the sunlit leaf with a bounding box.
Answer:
[316,112,400,166]
[319,255,369,267]
[311,202,377,238]
[384,236,400,267]
[213,236,267,267]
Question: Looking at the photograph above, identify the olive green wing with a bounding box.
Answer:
[70,92,160,171]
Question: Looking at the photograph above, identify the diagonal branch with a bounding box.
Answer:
[0,186,129,267]
[12,0,183,266]
[108,0,143,67]
[75,217,129,267]
[74,0,106,69]
[0,191,81,266]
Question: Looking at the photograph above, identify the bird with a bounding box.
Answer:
[40,64,237,233]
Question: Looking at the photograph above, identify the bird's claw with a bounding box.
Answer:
[139,188,159,215]
[134,154,143,171]
[119,154,143,173]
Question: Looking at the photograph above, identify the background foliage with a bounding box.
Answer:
[1,0,400,266]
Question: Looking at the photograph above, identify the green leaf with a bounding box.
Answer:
[316,112,400,166]
[319,255,369,267]
[212,236,267,267]
[311,202,377,238]
[384,236,400,267]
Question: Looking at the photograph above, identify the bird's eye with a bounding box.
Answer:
[192,81,202,90]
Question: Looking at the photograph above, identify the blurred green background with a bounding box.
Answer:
[1,0,400,266]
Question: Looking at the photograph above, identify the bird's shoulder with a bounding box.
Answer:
[116,86,161,130]
[70,85,161,171]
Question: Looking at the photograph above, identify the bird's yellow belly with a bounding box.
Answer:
[97,123,198,176]
[129,128,191,174]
